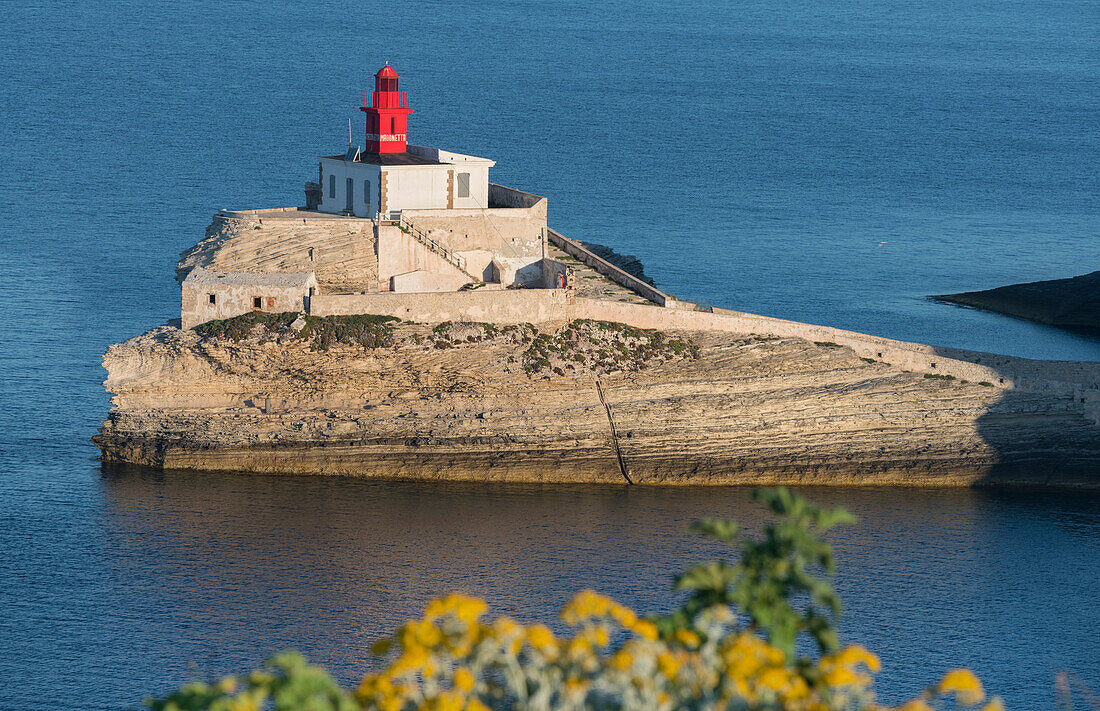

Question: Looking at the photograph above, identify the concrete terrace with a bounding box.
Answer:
[208,207,663,307]
[545,242,655,305]
[217,207,362,221]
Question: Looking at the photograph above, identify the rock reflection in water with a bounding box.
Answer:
[95,466,1100,709]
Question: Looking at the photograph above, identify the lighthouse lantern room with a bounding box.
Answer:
[361,63,412,153]
[317,63,495,219]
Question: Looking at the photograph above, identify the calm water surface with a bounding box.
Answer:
[1,0,1098,708]
[3,473,1100,710]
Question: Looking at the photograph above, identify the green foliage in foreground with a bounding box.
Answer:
[146,652,356,711]
[193,311,300,342]
[664,487,856,658]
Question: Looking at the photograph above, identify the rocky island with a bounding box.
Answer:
[94,64,1100,487]
[936,271,1100,334]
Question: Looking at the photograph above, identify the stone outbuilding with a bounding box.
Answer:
[181,269,318,329]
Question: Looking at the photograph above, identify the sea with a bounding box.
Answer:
[0,0,1097,708]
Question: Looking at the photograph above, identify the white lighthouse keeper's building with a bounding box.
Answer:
[317,64,495,218]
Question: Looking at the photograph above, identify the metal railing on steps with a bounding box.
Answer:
[397,216,479,281]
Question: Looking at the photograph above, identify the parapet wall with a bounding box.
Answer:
[311,289,572,324]
[570,299,1025,390]
[488,183,546,210]
[548,229,676,307]
[310,289,1099,399]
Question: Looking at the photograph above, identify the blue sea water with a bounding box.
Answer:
[0,0,1098,709]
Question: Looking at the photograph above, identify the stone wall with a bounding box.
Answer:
[310,289,572,324]
[176,210,1099,400]
[376,223,471,292]
[400,208,546,283]
[548,229,675,306]
[389,269,469,294]
[308,289,1100,398]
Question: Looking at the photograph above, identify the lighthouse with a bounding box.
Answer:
[361,63,412,153]
[316,63,495,219]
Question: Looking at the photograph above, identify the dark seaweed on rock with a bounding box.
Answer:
[522,319,698,377]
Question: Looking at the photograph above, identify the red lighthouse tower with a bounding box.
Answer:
[361,63,412,153]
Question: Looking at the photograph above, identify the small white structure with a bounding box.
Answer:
[318,145,494,218]
[182,269,318,329]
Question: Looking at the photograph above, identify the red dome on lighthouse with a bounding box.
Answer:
[375,63,399,79]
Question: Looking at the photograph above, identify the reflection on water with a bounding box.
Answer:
[58,467,1094,708]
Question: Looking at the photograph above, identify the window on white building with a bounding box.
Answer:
[208,294,216,305]
[457,172,470,198]
[329,174,335,198]
[253,297,262,309]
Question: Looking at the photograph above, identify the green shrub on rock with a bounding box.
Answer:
[193,312,397,351]
[194,312,299,342]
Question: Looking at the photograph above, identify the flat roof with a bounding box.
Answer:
[183,268,316,288]
[407,145,495,166]
[321,151,442,166]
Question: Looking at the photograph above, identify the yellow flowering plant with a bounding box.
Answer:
[146,488,1005,711]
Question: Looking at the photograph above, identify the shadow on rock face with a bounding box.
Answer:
[933,344,1100,486]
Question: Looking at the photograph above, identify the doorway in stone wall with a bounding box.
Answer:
[345,178,354,214]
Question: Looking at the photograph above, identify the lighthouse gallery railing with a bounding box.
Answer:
[363,91,411,109]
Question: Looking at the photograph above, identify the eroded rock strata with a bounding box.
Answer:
[93,318,1100,486]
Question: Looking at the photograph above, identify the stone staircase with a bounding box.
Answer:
[398,216,481,283]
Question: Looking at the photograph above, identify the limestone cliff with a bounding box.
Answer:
[177,213,379,293]
[93,318,1100,486]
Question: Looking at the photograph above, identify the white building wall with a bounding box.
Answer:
[407,145,493,209]
[318,158,381,217]
[450,164,490,209]
[389,269,469,293]
[319,147,494,215]
[382,165,449,211]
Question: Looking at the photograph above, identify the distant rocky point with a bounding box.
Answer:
[936,271,1100,334]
